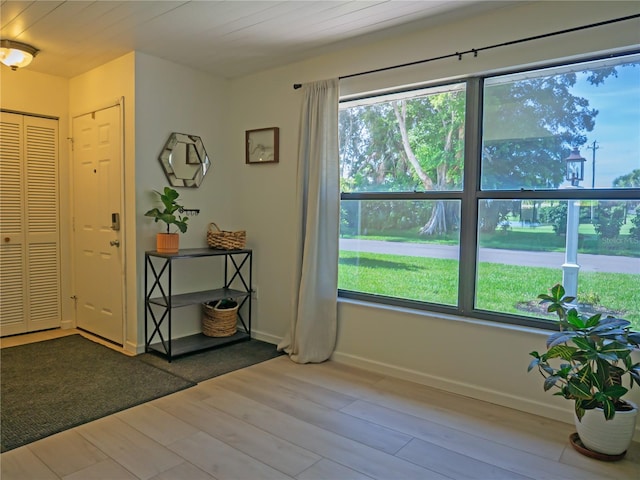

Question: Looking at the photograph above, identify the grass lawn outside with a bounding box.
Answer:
[339,250,640,331]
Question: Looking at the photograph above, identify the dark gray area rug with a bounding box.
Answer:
[1,335,281,453]
[138,338,283,383]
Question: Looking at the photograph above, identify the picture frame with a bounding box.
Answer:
[246,127,279,164]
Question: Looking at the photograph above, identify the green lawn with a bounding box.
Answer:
[339,250,640,330]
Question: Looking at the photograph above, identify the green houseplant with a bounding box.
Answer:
[528,283,640,456]
[145,187,188,253]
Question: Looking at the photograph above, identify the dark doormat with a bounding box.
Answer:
[1,335,194,453]
[137,338,284,383]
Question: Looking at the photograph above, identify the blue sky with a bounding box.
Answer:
[571,62,640,188]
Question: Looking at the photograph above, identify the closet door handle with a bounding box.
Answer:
[110,240,120,247]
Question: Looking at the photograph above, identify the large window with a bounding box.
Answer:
[339,52,640,330]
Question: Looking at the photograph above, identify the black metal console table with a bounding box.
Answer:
[144,248,252,361]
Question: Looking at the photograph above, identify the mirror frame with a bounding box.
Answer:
[159,132,210,187]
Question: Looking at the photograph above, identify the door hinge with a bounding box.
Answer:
[67,137,74,151]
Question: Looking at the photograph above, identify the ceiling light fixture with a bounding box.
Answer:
[0,40,39,71]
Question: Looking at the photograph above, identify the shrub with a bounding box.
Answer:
[592,202,625,239]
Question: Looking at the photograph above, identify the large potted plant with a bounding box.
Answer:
[144,187,188,253]
[528,284,640,457]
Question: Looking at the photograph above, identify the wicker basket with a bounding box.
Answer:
[202,300,238,337]
[207,222,246,250]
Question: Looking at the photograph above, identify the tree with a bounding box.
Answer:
[482,74,596,191]
[339,104,417,192]
[392,90,465,234]
[613,169,640,188]
[339,65,624,236]
[630,212,640,241]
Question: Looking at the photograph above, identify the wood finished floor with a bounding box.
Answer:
[1,330,639,479]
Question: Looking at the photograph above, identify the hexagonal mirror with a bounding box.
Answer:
[159,132,210,188]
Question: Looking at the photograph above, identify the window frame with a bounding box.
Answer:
[338,50,640,331]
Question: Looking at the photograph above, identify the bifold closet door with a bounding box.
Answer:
[0,112,60,336]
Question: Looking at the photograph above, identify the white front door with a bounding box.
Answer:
[72,106,124,344]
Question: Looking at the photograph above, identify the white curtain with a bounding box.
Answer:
[278,79,340,363]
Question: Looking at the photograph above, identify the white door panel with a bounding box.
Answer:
[0,112,60,336]
[72,107,123,344]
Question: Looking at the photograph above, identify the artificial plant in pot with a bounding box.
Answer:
[528,284,640,457]
[144,187,188,253]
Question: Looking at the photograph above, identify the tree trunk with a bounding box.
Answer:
[419,201,448,235]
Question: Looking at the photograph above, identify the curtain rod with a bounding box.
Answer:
[292,13,640,89]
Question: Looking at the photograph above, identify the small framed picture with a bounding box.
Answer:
[246,127,279,164]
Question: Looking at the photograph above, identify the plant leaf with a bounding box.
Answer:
[603,384,628,400]
[567,378,592,399]
[545,344,576,360]
[572,337,596,353]
[566,309,585,329]
[600,341,631,360]
[601,398,616,420]
[546,331,576,348]
[628,331,640,345]
[551,284,565,300]
[543,376,560,391]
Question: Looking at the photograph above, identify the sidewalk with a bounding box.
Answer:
[339,238,640,274]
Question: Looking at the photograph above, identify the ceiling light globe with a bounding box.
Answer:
[0,40,38,70]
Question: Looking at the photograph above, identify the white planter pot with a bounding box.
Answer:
[574,402,638,456]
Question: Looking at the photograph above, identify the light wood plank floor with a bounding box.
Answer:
[1,330,639,479]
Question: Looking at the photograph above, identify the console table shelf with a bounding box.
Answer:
[144,248,252,361]
[147,331,250,358]
[147,287,248,308]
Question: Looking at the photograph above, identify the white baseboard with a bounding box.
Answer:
[330,349,640,443]
[250,329,281,346]
[125,340,142,355]
[60,319,75,330]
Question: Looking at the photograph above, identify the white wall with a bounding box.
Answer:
[69,52,138,351]
[227,1,640,438]
[134,53,231,345]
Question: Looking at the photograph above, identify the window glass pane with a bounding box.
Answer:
[338,199,460,306]
[340,83,466,193]
[475,199,640,331]
[482,54,640,191]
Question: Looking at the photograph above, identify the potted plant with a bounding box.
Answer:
[528,284,640,457]
[144,186,188,253]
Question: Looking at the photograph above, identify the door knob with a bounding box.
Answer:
[110,240,120,247]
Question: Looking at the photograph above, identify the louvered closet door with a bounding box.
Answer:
[0,112,60,336]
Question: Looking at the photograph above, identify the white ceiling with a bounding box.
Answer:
[1,1,513,79]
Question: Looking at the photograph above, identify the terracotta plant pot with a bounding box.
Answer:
[156,233,179,253]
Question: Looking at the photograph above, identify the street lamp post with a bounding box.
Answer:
[587,140,599,220]
[562,148,586,303]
